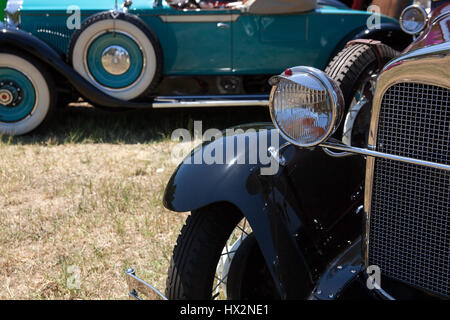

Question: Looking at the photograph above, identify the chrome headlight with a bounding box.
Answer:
[400,5,428,35]
[269,67,344,147]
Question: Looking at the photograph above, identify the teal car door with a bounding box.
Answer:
[162,10,234,75]
[232,12,309,74]
[231,7,394,74]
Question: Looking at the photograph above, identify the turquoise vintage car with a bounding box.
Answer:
[0,0,410,135]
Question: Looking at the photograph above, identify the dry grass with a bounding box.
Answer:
[0,103,270,299]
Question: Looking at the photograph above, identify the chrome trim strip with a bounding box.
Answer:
[322,146,354,158]
[155,94,269,100]
[152,94,269,108]
[364,42,450,266]
[160,14,240,23]
[320,139,450,172]
[431,7,450,25]
[373,283,396,301]
[268,142,290,166]
[153,99,268,108]
[342,97,368,146]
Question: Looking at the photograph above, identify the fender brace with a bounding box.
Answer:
[345,39,385,71]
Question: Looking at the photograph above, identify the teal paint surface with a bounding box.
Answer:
[87,32,143,88]
[0,68,36,123]
[21,0,158,12]
[19,1,399,76]
[159,11,233,74]
[232,9,398,73]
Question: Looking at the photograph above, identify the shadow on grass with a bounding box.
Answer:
[0,103,271,145]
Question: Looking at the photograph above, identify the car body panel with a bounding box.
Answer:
[18,0,399,75]
[231,9,375,73]
[163,123,365,298]
[0,27,155,109]
[160,12,233,73]
[159,2,449,301]
[317,2,450,300]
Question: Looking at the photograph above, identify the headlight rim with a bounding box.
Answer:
[269,66,344,148]
[399,4,428,35]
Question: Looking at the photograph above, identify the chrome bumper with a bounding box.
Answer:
[126,268,168,300]
[152,94,269,108]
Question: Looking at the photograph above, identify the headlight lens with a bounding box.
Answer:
[269,67,344,147]
[400,5,428,35]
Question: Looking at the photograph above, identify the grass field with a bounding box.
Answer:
[0,103,270,299]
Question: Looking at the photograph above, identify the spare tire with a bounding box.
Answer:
[68,12,163,101]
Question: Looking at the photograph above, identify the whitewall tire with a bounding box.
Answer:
[68,13,163,101]
[0,52,54,136]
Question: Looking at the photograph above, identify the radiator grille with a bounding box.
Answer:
[369,82,449,298]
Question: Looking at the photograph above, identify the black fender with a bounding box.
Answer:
[0,27,152,109]
[163,123,366,299]
[350,22,413,52]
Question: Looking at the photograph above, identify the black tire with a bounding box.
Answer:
[325,43,399,143]
[166,204,244,300]
[325,43,399,110]
[67,11,163,101]
[0,49,56,135]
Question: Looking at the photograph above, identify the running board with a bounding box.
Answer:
[151,94,269,108]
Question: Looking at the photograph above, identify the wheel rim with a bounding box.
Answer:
[342,70,378,146]
[86,32,144,89]
[212,218,252,300]
[0,68,36,123]
[350,71,377,109]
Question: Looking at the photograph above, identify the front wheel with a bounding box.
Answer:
[0,51,55,136]
[166,204,279,300]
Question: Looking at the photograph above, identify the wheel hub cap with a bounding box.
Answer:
[101,45,131,76]
[0,69,36,123]
[0,81,22,107]
[0,89,13,106]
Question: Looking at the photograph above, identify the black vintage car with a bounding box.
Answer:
[126,0,449,300]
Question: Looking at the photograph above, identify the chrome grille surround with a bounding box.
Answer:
[365,42,450,298]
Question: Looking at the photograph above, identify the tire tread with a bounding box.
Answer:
[165,204,242,300]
